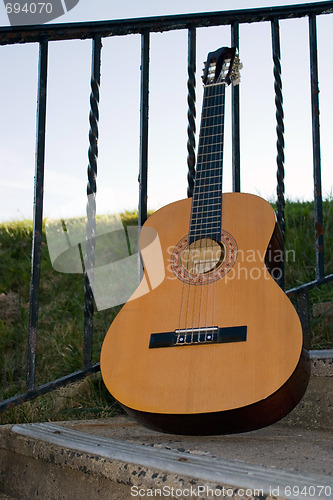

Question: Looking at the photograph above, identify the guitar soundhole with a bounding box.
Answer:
[171,230,238,285]
[180,238,225,275]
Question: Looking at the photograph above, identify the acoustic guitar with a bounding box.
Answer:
[101,47,310,435]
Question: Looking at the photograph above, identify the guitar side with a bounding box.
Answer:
[100,193,310,435]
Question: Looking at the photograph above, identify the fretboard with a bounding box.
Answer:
[189,83,226,244]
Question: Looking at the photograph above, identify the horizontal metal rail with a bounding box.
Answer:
[286,274,333,297]
[0,1,333,44]
[0,363,100,413]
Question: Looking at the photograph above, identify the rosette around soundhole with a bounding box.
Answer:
[170,230,238,285]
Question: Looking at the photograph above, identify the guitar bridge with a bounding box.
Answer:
[149,325,246,349]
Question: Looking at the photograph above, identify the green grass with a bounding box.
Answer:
[0,202,332,425]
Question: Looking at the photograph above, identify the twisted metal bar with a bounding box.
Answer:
[271,19,285,236]
[187,27,196,198]
[84,35,102,369]
[271,19,285,289]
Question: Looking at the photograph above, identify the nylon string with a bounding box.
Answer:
[177,82,225,342]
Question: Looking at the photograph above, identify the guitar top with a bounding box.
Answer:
[100,47,310,435]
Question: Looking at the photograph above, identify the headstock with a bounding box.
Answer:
[202,46,242,87]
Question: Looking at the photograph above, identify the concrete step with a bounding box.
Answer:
[0,421,332,500]
[0,350,332,500]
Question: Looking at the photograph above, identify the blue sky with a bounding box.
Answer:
[0,0,332,221]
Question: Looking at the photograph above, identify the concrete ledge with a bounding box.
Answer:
[0,422,331,500]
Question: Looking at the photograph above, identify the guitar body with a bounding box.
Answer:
[101,193,310,435]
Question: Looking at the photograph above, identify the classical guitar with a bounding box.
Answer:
[101,47,310,435]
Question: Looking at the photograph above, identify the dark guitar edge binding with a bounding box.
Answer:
[265,222,284,281]
[120,348,310,436]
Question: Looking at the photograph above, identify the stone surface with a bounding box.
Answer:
[1,421,332,500]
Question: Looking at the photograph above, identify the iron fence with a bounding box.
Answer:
[1,1,333,412]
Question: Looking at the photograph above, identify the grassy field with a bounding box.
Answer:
[0,201,332,424]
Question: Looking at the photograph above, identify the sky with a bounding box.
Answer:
[0,0,332,222]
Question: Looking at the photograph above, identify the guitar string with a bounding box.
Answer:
[195,83,224,341]
[185,84,212,340]
[196,83,220,338]
[205,83,225,337]
[181,83,214,340]
[211,83,226,333]
[176,82,225,343]
[195,84,215,339]
[201,83,217,338]
[175,95,208,339]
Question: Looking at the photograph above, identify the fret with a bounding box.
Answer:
[190,223,221,230]
[202,104,224,112]
[194,184,222,193]
[202,98,224,108]
[199,128,224,138]
[193,209,222,216]
[194,183,222,192]
[191,203,222,211]
[198,140,223,150]
[191,217,222,225]
[189,82,225,241]
[193,189,222,197]
[191,207,221,215]
[191,216,221,224]
[201,113,224,122]
[202,102,224,108]
[194,171,222,180]
[191,206,221,214]
[192,194,222,204]
[202,95,225,106]
[196,166,222,174]
[202,102,224,113]
[197,140,224,149]
[197,163,223,171]
[190,209,222,217]
[190,227,221,234]
[195,175,222,184]
[191,215,221,221]
[194,187,222,196]
[198,130,223,140]
[196,161,222,169]
[189,230,222,242]
[194,171,222,178]
[197,150,223,157]
[191,218,221,225]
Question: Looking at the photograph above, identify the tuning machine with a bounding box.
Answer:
[229,53,243,86]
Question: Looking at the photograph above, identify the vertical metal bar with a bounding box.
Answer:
[296,292,311,350]
[187,27,196,198]
[27,39,48,391]
[84,35,101,369]
[271,18,285,290]
[138,30,150,230]
[138,31,150,281]
[231,22,240,193]
[309,14,325,280]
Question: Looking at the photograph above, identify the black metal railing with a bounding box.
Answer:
[1,1,333,412]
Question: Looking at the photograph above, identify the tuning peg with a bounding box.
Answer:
[230,54,243,86]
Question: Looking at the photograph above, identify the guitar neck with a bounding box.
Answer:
[189,83,226,244]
